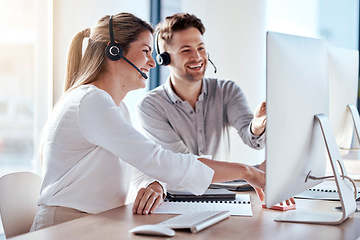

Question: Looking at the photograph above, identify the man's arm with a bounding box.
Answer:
[225,81,266,149]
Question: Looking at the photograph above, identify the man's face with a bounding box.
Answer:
[167,27,207,83]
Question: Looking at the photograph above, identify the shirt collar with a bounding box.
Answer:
[164,77,208,105]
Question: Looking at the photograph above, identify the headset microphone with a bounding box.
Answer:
[207,54,217,73]
[105,16,148,79]
[122,57,148,79]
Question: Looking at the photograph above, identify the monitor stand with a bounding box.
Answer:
[347,104,360,146]
[274,114,357,225]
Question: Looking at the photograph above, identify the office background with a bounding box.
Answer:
[0,0,358,176]
[0,0,358,237]
[0,0,358,177]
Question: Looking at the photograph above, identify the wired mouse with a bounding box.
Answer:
[129,224,175,237]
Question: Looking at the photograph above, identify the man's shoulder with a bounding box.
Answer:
[143,85,167,99]
[205,78,240,91]
[137,85,171,109]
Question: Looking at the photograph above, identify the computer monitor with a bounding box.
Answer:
[265,32,356,225]
[328,46,359,153]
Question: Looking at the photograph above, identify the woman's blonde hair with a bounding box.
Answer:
[64,12,153,92]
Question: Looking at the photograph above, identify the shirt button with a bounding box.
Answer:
[251,137,255,140]
[190,111,194,114]
[257,144,260,148]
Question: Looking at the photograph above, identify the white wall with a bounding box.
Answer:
[266,0,319,38]
[182,0,267,165]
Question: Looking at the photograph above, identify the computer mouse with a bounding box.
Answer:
[129,224,175,237]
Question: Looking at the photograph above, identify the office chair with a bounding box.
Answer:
[0,172,41,238]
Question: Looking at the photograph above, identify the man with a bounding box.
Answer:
[131,13,267,214]
[136,13,266,162]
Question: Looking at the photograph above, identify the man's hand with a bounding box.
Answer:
[251,100,266,136]
[132,181,164,215]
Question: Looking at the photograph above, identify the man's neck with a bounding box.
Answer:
[169,76,203,110]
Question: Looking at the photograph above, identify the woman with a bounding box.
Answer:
[31,12,266,231]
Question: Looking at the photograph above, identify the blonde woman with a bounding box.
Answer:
[31,12,265,231]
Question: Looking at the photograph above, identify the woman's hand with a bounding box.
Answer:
[258,160,266,172]
[251,100,266,136]
[243,165,266,201]
[132,181,164,215]
[197,158,266,201]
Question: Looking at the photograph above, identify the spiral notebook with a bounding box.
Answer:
[153,194,253,216]
[295,181,360,201]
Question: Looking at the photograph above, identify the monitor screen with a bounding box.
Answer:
[328,46,359,152]
[265,32,328,208]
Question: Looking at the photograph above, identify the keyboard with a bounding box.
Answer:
[157,210,231,233]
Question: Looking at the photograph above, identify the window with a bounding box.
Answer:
[0,0,37,176]
[150,0,182,90]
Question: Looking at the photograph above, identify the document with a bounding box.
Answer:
[153,194,253,216]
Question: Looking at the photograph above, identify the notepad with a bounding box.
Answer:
[262,202,296,211]
[153,194,253,216]
[295,181,360,201]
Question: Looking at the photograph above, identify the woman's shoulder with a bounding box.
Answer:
[75,85,114,106]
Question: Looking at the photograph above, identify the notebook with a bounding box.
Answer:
[166,188,236,201]
[209,179,254,191]
[295,181,360,201]
[153,194,253,216]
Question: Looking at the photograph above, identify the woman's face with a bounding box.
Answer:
[122,30,156,90]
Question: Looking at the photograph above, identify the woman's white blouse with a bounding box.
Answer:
[38,85,214,214]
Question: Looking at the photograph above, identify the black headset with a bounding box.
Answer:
[154,31,171,66]
[105,15,148,79]
[105,16,124,61]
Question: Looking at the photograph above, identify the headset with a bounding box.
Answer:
[105,15,148,79]
[154,30,217,73]
[154,31,171,66]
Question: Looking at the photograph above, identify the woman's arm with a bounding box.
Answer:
[132,157,265,215]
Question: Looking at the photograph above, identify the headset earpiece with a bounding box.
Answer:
[156,52,171,66]
[105,16,124,61]
[105,42,124,61]
[155,31,171,66]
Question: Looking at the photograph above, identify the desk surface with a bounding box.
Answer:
[11,189,360,240]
